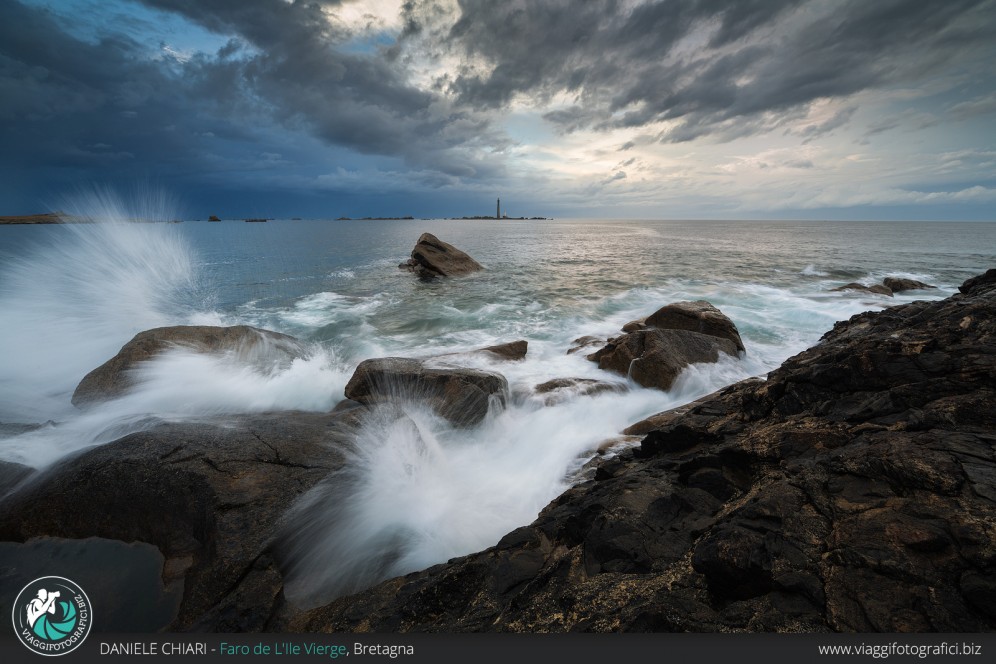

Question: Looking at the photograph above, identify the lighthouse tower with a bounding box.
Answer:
[496,198,501,219]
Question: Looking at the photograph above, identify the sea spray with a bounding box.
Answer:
[0,191,351,467]
[281,369,701,609]
[0,344,348,468]
[0,192,203,421]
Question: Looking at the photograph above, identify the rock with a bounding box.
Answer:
[959,268,996,295]
[477,340,528,361]
[883,277,936,293]
[343,357,508,427]
[621,318,647,333]
[0,412,352,631]
[399,233,483,279]
[0,460,33,497]
[588,328,739,391]
[208,215,221,222]
[430,340,528,365]
[279,268,996,633]
[72,325,307,406]
[567,336,604,355]
[621,382,760,435]
[645,300,745,352]
[832,282,894,297]
[533,378,627,405]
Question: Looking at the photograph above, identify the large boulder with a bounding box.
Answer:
[588,328,739,391]
[278,268,996,633]
[645,300,745,352]
[344,357,507,427]
[72,325,307,406]
[882,277,937,293]
[399,233,483,278]
[0,412,352,631]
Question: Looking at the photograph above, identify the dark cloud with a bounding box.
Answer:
[1,0,993,216]
[446,0,996,142]
[139,0,499,160]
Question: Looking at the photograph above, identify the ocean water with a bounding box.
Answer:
[1,203,993,604]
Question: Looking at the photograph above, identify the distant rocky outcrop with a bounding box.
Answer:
[208,215,221,222]
[399,233,483,279]
[71,325,308,407]
[586,301,743,391]
[281,268,996,633]
[832,276,938,297]
[343,357,507,427]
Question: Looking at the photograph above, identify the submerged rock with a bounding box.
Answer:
[883,277,937,293]
[567,335,604,355]
[438,340,529,363]
[399,232,483,279]
[344,357,507,427]
[72,325,307,407]
[0,412,353,631]
[281,268,996,633]
[533,378,628,405]
[832,282,894,296]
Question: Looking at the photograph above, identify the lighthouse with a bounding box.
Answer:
[496,198,501,219]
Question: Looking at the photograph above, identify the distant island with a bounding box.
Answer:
[450,198,546,220]
[2,206,548,224]
[450,215,549,220]
[336,216,415,221]
[0,213,72,224]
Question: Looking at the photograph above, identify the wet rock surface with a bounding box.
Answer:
[0,412,353,631]
[283,271,996,633]
[883,277,936,293]
[585,301,743,391]
[533,378,628,405]
[344,357,508,427]
[399,232,483,279]
[72,325,308,406]
[831,282,894,297]
[645,300,745,352]
[589,328,739,391]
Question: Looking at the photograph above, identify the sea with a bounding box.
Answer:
[1,200,994,603]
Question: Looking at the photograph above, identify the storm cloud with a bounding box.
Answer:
[446,0,995,142]
[0,0,994,218]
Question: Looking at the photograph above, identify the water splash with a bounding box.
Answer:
[0,190,205,421]
[0,190,350,467]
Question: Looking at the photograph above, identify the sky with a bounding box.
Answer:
[1,0,995,220]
